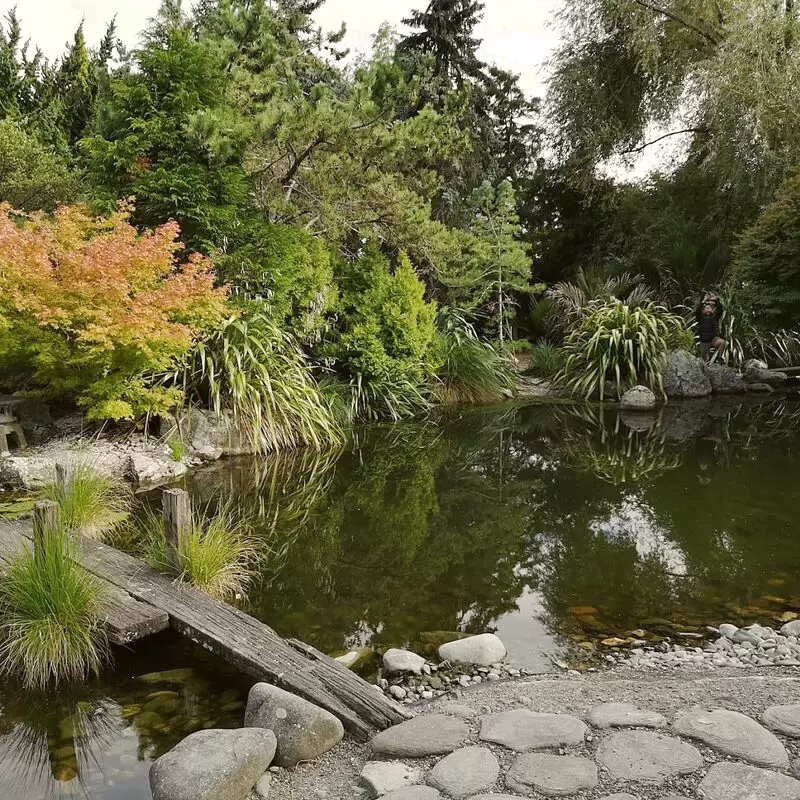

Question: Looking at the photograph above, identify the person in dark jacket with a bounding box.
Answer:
[696,295,726,362]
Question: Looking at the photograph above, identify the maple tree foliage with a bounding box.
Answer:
[0,203,229,420]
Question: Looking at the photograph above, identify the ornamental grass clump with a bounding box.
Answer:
[134,504,258,603]
[42,465,131,540]
[431,309,516,405]
[0,526,108,690]
[559,300,690,401]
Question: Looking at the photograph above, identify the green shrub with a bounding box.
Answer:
[431,309,516,405]
[42,466,131,540]
[219,223,336,340]
[733,173,800,331]
[324,247,439,420]
[559,300,688,400]
[133,505,258,602]
[184,307,343,452]
[0,526,109,690]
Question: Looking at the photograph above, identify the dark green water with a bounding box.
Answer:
[3,396,800,798]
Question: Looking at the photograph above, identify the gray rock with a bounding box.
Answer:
[437,634,506,666]
[506,753,598,797]
[662,350,712,398]
[370,715,469,758]
[719,624,739,639]
[150,728,277,800]
[168,409,255,460]
[427,746,499,798]
[673,708,788,769]
[744,365,787,386]
[334,648,374,671]
[252,773,271,800]
[706,363,746,394]
[763,705,800,738]
[747,382,774,393]
[587,702,668,730]
[604,796,640,800]
[389,685,407,701]
[471,797,526,800]
[744,358,769,372]
[128,452,189,488]
[244,683,344,768]
[383,649,426,675]
[620,410,658,432]
[620,385,657,411]
[438,703,475,718]
[381,789,441,800]
[360,762,423,797]
[595,731,703,781]
[697,762,800,800]
[480,710,586,751]
[781,621,800,637]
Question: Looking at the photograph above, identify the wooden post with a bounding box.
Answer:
[33,499,61,557]
[55,462,76,492]
[162,488,190,574]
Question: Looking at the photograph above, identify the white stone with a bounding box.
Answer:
[360,762,423,797]
[763,705,800,739]
[438,634,506,666]
[781,621,800,638]
[587,702,667,730]
[383,649,426,675]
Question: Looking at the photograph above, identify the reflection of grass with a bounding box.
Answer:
[0,526,109,690]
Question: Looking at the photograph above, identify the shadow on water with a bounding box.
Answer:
[4,396,800,799]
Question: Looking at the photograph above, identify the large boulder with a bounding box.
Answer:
[167,409,256,460]
[743,360,788,387]
[149,727,277,800]
[619,385,657,411]
[244,683,344,767]
[127,452,189,488]
[705,363,746,394]
[661,350,712,398]
[438,634,506,666]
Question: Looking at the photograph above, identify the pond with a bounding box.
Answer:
[3,396,800,798]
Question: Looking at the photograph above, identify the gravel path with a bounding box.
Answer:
[267,667,800,800]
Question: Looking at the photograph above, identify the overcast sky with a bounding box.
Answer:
[0,0,562,98]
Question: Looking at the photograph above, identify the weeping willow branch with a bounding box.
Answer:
[620,127,708,154]
[631,0,721,44]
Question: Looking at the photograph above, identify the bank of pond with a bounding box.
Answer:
[2,396,800,798]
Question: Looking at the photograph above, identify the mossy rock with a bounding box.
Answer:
[220,701,245,714]
[133,711,163,730]
[52,745,76,761]
[143,696,180,715]
[120,704,142,720]
[52,762,77,783]
[135,668,200,686]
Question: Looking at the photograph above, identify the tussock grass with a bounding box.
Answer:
[134,504,258,603]
[0,526,108,690]
[42,465,131,540]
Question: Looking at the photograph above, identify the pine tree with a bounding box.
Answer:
[399,0,486,107]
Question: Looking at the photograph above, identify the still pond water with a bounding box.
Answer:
[3,397,800,798]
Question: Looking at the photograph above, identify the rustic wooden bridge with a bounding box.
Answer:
[0,491,407,741]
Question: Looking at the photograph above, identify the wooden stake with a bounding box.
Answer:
[55,462,76,492]
[33,499,60,557]
[162,488,190,574]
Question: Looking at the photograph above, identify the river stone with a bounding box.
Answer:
[763,705,800,738]
[662,350,712,398]
[782,621,800,637]
[673,709,789,768]
[706,363,746,394]
[427,746,499,798]
[381,789,441,800]
[128,452,189,488]
[361,761,423,797]
[506,753,598,797]
[480,710,586,751]
[252,773,271,800]
[604,796,640,800]
[697,762,800,800]
[438,633,506,666]
[149,728,277,800]
[744,363,788,386]
[471,796,526,800]
[370,715,469,758]
[596,731,703,781]
[244,683,344,767]
[383,648,426,675]
[620,385,657,411]
[587,702,668,730]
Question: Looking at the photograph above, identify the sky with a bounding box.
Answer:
[0,0,562,98]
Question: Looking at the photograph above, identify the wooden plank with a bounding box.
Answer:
[74,537,408,739]
[0,521,169,646]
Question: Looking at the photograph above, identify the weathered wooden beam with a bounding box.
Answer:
[75,538,408,739]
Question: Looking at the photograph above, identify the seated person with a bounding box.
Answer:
[696,299,726,362]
